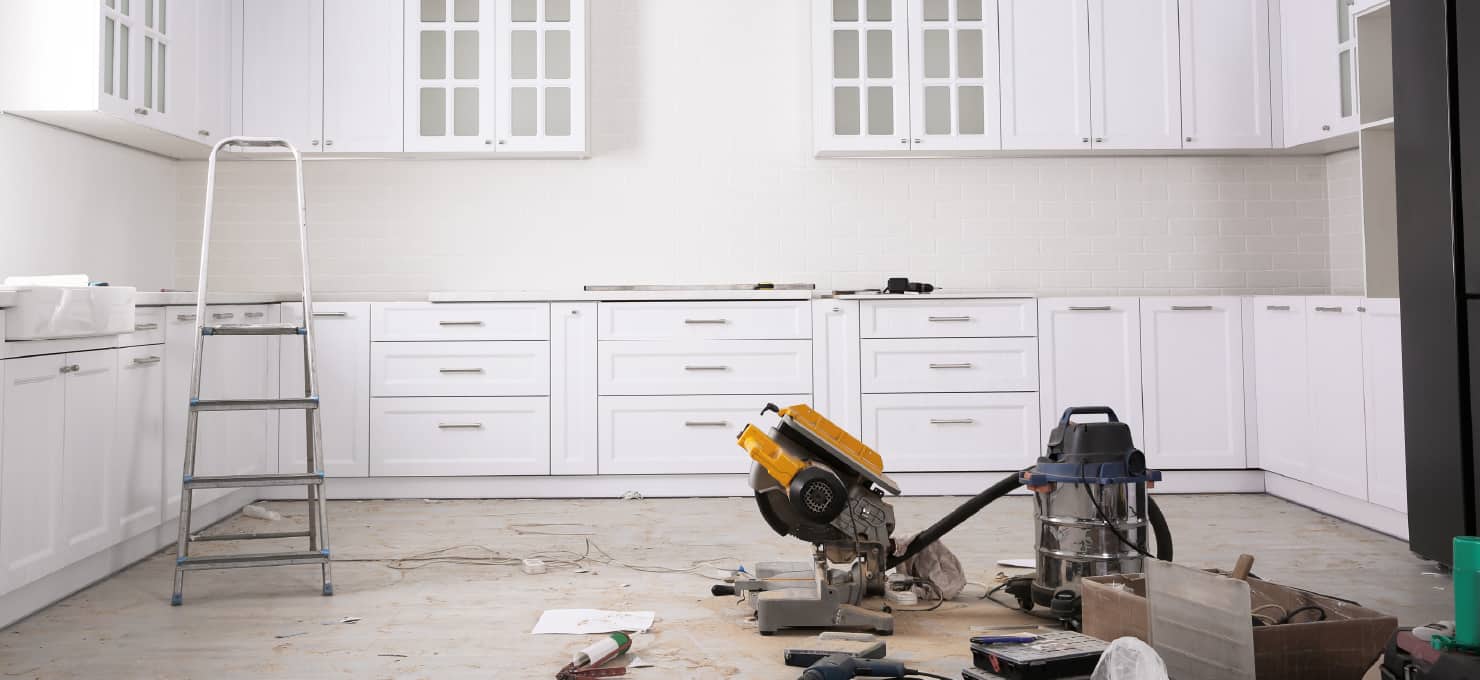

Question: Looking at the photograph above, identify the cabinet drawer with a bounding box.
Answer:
[371,341,549,397]
[598,394,806,474]
[861,299,1037,338]
[369,397,549,476]
[598,340,812,396]
[861,338,1038,393]
[597,301,811,340]
[372,303,550,341]
[119,307,165,347]
[861,393,1040,472]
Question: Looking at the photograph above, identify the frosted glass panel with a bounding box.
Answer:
[1337,0,1352,42]
[512,31,537,79]
[513,0,537,21]
[454,0,477,21]
[454,30,478,78]
[454,87,478,135]
[420,88,446,136]
[834,87,861,135]
[959,0,982,21]
[546,87,571,136]
[421,31,447,79]
[120,25,129,98]
[866,0,890,21]
[546,30,570,79]
[923,30,948,78]
[144,36,154,108]
[959,85,985,134]
[421,0,445,22]
[925,86,950,134]
[512,87,537,136]
[106,0,115,8]
[924,0,948,21]
[157,43,165,112]
[833,0,857,22]
[122,0,129,14]
[103,18,115,96]
[1340,49,1353,117]
[146,0,154,29]
[833,31,859,79]
[867,86,893,135]
[159,0,166,33]
[866,30,892,78]
[958,29,983,78]
[547,0,570,21]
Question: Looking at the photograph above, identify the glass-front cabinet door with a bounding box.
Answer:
[99,0,137,118]
[404,0,496,151]
[908,0,1000,150]
[138,0,173,128]
[495,0,586,153]
[813,0,912,154]
[1333,0,1358,135]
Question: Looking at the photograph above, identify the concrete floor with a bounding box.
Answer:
[0,494,1450,679]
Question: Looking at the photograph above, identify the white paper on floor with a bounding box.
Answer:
[531,609,655,635]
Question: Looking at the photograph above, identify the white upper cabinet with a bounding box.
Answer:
[496,0,587,153]
[908,0,1002,150]
[323,0,404,152]
[1178,0,1272,148]
[814,0,912,153]
[240,0,322,151]
[405,0,495,151]
[1140,298,1247,469]
[188,0,232,143]
[1280,0,1358,146]
[1087,0,1181,150]
[998,0,1091,150]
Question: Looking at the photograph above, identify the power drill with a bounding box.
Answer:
[784,646,919,680]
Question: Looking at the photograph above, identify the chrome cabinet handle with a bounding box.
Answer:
[684,420,730,427]
[197,129,210,137]
[927,315,972,322]
[439,320,484,326]
[1357,306,1367,313]
[929,418,975,425]
[132,356,162,366]
[1322,124,1332,131]
[1082,137,1090,143]
[928,362,973,369]
[683,318,728,325]
[1095,137,1104,143]
[1068,306,1112,312]
[437,422,484,429]
[134,107,148,115]
[311,140,320,146]
[313,311,348,318]
[325,140,334,146]
[684,365,729,371]
[134,322,160,331]
[1170,305,1212,311]
[244,311,265,319]
[59,364,81,374]
[439,368,485,374]
[212,312,234,320]
[1314,306,1343,313]
[1185,136,1193,142]
[176,313,197,321]
[1265,305,1291,311]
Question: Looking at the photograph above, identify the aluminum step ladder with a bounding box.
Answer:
[171,137,331,605]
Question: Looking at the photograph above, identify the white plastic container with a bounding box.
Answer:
[3,286,137,340]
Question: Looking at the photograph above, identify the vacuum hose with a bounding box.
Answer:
[884,471,1174,570]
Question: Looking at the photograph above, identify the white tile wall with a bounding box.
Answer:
[1325,149,1364,295]
[172,0,1340,296]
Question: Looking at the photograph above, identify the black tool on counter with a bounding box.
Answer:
[883,277,934,294]
[784,642,950,680]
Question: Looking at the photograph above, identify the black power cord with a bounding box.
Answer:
[901,672,953,680]
[1079,464,1156,560]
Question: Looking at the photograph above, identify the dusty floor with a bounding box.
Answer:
[0,494,1451,679]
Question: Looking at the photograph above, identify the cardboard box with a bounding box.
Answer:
[1082,572,1398,680]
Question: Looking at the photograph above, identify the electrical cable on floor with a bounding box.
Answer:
[1280,604,1327,624]
[334,538,743,580]
[903,671,953,680]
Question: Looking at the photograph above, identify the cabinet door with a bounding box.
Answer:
[551,302,598,475]
[405,0,496,151]
[812,300,862,434]
[1305,298,1368,499]
[813,0,912,153]
[1140,298,1246,469]
[1279,0,1340,146]
[909,0,1002,150]
[0,355,66,594]
[280,303,370,477]
[1178,0,1272,149]
[496,0,587,153]
[60,351,119,564]
[162,306,196,518]
[1038,299,1143,445]
[130,0,180,132]
[322,0,404,152]
[1250,297,1309,481]
[1087,0,1181,149]
[190,0,233,143]
[197,305,276,503]
[116,345,165,540]
[99,0,140,119]
[999,0,1092,150]
[241,0,323,151]
[1362,299,1406,512]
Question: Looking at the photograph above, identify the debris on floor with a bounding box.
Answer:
[240,504,283,521]
[557,632,634,680]
[532,610,655,635]
[620,491,644,500]
[321,616,361,626]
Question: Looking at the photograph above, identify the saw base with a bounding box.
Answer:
[737,560,894,636]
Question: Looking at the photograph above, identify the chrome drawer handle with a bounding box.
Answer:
[1170,305,1212,311]
[134,322,160,331]
[212,312,234,320]
[244,312,266,319]
[928,315,973,322]
[684,420,730,427]
[438,422,484,429]
[684,365,730,371]
[59,364,81,374]
[177,313,197,321]
[684,318,729,325]
[439,320,485,326]
[1314,306,1343,313]
[132,356,162,366]
[928,362,973,369]
[1265,305,1291,311]
[1357,306,1367,313]
[313,312,348,318]
[929,418,975,425]
[439,368,485,374]
[1068,306,1112,312]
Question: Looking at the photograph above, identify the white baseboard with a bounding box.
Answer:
[0,489,254,630]
[257,469,1267,500]
[1263,472,1409,540]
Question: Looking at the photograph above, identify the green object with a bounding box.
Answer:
[1434,536,1480,651]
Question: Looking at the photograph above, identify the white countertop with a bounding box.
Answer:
[429,289,817,302]
[830,290,1036,300]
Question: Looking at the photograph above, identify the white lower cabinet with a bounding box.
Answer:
[370,397,550,476]
[1362,299,1407,512]
[598,395,803,475]
[1140,298,1246,469]
[1036,299,1143,443]
[371,341,551,397]
[812,300,862,434]
[280,303,371,477]
[861,338,1038,393]
[861,392,1039,472]
[551,303,599,475]
[1305,298,1369,500]
[1249,297,1310,481]
[115,345,165,540]
[597,340,813,396]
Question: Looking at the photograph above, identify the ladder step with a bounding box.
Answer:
[184,472,324,489]
[192,397,318,412]
[203,323,305,336]
[177,551,329,571]
[191,530,312,542]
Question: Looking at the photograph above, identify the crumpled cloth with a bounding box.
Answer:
[1091,637,1168,680]
[891,532,966,599]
